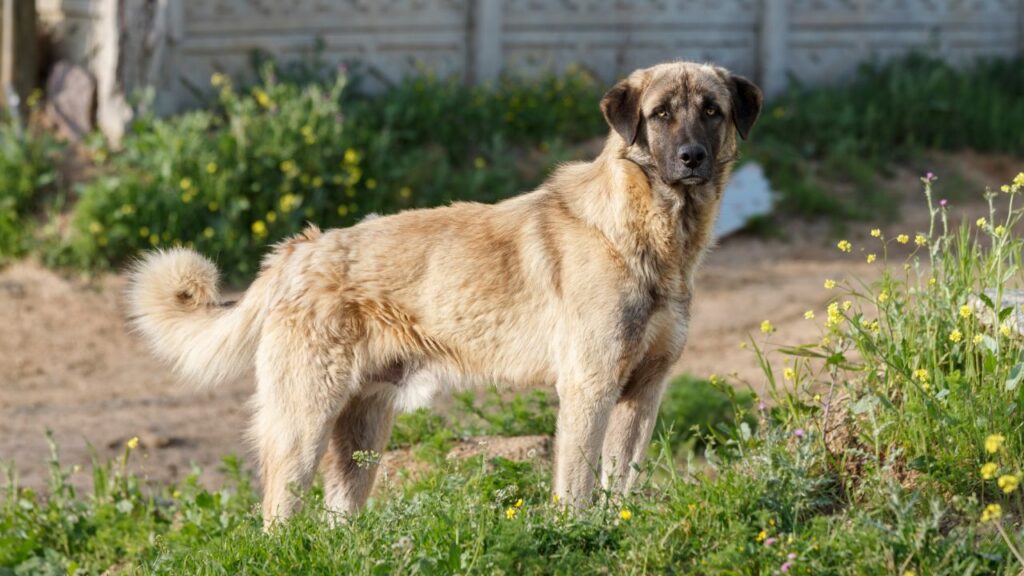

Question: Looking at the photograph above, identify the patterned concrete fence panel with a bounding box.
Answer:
[28,0,1024,118]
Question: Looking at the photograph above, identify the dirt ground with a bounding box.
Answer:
[2,152,1021,492]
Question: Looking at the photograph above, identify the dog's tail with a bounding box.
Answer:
[126,248,265,389]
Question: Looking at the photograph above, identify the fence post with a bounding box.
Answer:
[1019,0,1024,56]
[758,0,788,99]
[469,0,502,84]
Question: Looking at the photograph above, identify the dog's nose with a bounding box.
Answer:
[678,144,707,169]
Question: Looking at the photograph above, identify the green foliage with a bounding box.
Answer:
[59,66,604,281]
[0,118,60,260]
[748,54,1024,221]
[4,424,1013,574]
[656,374,755,451]
[60,71,364,279]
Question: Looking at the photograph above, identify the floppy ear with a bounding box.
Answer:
[600,76,644,145]
[728,74,763,140]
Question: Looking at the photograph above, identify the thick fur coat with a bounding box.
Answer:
[126,61,762,528]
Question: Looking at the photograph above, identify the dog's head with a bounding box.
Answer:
[601,62,763,188]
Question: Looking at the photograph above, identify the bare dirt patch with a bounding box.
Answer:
[1,153,1017,491]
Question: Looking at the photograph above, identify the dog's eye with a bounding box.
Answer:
[653,107,670,119]
[705,106,719,117]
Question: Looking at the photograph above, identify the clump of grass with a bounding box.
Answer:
[0,109,61,260]
[749,54,1024,222]
[759,170,1024,569]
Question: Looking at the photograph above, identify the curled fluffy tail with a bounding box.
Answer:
[126,248,264,388]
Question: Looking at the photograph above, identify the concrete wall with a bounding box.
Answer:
[33,0,1024,115]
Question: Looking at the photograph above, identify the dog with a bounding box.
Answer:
[126,61,762,528]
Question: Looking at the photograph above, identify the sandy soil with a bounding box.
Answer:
[2,152,1020,492]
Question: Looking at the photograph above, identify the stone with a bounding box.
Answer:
[45,61,95,141]
[714,162,773,239]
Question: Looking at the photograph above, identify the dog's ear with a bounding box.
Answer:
[600,74,644,145]
[727,73,763,140]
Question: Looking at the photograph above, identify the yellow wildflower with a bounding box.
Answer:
[366,178,377,190]
[126,436,139,450]
[824,279,836,290]
[986,434,1006,454]
[760,320,774,334]
[914,233,927,247]
[973,334,984,345]
[837,239,852,253]
[344,148,359,164]
[977,217,987,228]
[251,220,268,237]
[255,89,271,108]
[784,367,796,381]
[280,160,297,174]
[203,227,215,239]
[826,302,842,328]
[870,228,881,238]
[804,310,815,320]
[400,186,412,199]
[878,290,889,303]
[266,211,277,223]
[206,162,218,174]
[949,329,962,343]
[619,509,632,521]
[866,253,876,263]
[842,300,852,311]
[896,234,909,244]
[312,176,324,188]
[139,226,150,238]
[180,177,192,190]
[981,462,999,480]
[1002,324,1014,338]
[995,225,1007,236]
[208,201,219,212]
[998,474,1019,494]
[928,277,936,287]
[514,498,524,508]
[960,305,972,319]
[981,503,1002,523]
[210,72,226,87]
[913,369,929,383]
[337,205,349,217]
[756,529,767,542]
[280,194,299,212]
[505,507,517,520]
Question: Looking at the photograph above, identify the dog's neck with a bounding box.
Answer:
[591,133,728,279]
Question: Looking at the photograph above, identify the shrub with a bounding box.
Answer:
[749,54,1024,220]
[62,71,367,279]
[62,66,604,281]
[761,170,1024,550]
[0,117,60,260]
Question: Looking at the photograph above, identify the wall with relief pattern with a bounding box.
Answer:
[36,0,1024,112]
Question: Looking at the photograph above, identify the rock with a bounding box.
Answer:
[970,289,1024,337]
[45,61,96,141]
[714,162,773,239]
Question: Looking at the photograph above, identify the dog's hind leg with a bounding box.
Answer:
[321,390,396,520]
[252,342,349,530]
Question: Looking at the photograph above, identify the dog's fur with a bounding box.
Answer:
[126,62,762,528]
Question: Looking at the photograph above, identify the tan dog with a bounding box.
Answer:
[127,61,762,528]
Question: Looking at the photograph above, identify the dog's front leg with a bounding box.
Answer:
[599,357,672,494]
[552,377,619,508]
